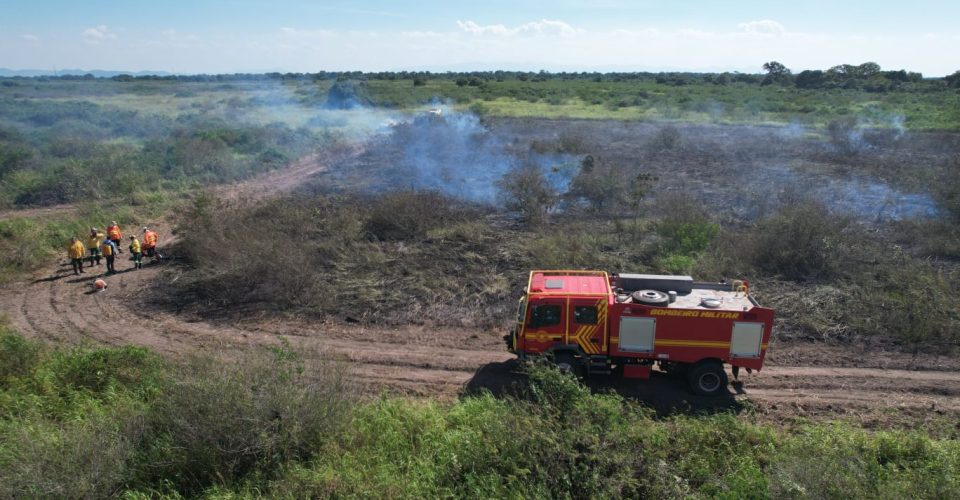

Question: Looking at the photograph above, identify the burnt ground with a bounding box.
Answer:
[489,118,957,221]
[2,119,960,429]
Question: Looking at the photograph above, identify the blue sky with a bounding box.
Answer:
[2,0,958,75]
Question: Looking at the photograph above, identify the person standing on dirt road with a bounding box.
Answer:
[142,227,160,263]
[87,228,105,267]
[106,221,123,254]
[129,235,143,270]
[68,237,85,275]
[101,237,118,274]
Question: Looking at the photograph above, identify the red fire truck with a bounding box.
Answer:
[506,270,774,395]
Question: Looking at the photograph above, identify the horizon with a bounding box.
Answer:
[1,1,959,77]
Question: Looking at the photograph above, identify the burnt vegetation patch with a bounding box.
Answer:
[160,118,960,353]
[167,190,528,327]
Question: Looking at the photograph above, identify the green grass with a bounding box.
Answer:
[4,75,959,130]
[2,329,957,498]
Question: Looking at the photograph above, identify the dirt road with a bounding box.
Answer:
[2,149,959,426]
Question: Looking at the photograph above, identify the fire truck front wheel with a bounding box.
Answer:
[687,362,729,396]
[553,352,583,377]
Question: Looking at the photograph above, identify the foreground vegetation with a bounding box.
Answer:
[1,328,957,498]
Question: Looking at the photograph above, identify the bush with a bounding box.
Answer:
[0,324,41,385]
[848,254,958,349]
[50,345,165,396]
[134,343,351,494]
[496,162,558,226]
[751,200,846,281]
[0,412,142,499]
[365,190,472,241]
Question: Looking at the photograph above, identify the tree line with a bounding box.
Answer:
[3,63,959,91]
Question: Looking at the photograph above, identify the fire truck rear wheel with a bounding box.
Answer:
[687,362,729,396]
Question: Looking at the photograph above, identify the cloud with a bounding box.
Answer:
[279,27,336,39]
[319,7,408,19]
[736,20,786,36]
[81,25,117,44]
[20,34,40,42]
[457,19,581,37]
[401,31,443,39]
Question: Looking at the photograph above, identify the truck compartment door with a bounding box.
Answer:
[730,322,764,357]
[619,316,656,353]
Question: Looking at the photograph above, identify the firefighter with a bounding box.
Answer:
[129,235,143,270]
[86,227,105,266]
[142,227,160,263]
[68,237,85,275]
[106,221,123,254]
[101,237,118,274]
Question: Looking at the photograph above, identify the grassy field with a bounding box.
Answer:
[1,329,958,498]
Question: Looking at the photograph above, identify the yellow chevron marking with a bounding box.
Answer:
[597,299,608,351]
[573,324,596,354]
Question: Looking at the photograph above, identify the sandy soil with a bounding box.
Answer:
[2,147,959,428]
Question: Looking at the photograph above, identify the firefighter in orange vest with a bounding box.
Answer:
[142,227,160,263]
[106,221,123,254]
[68,237,86,275]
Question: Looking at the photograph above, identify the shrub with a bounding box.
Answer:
[0,325,41,386]
[654,193,719,256]
[0,412,141,499]
[365,190,471,241]
[137,346,351,494]
[497,162,558,226]
[751,200,846,281]
[848,255,958,349]
[656,253,696,274]
[649,124,681,150]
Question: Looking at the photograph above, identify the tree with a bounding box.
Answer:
[762,61,792,85]
[945,70,960,88]
[795,70,825,89]
[857,62,881,78]
[762,61,790,76]
[326,80,369,109]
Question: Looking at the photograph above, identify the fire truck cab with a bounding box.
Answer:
[507,270,775,396]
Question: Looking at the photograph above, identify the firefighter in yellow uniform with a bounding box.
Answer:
[87,228,105,266]
[100,238,118,274]
[68,237,86,275]
[129,235,143,270]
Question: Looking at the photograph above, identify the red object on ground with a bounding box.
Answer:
[94,279,107,291]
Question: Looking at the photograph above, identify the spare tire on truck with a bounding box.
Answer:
[687,361,729,396]
[632,289,670,306]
